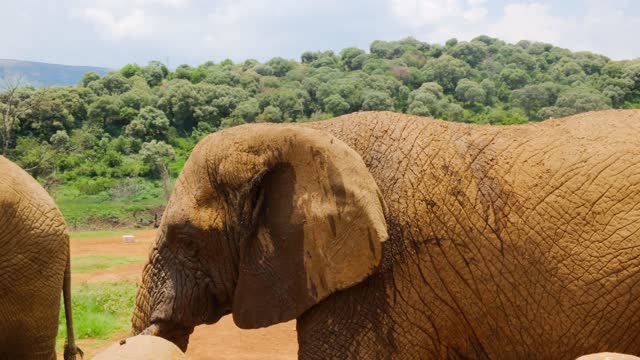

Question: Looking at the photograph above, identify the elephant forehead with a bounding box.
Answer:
[164,200,224,231]
[163,171,227,230]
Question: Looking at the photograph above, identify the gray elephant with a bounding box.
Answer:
[132,110,640,359]
[0,156,82,360]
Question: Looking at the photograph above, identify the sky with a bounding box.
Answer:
[1,0,639,69]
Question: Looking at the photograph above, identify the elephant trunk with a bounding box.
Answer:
[131,263,153,335]
[132,252,195,351]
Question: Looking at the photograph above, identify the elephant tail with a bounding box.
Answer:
[63,252,84,360]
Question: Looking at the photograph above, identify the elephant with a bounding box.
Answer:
[0,156,82,360]
[132,109,640,359]
[577,354,640,360]
[93,335,186,360]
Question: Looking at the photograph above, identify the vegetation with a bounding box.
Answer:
[2,36,639,226]
[56,178,166,229]
[57,281,137,341]
[70,255,145,273]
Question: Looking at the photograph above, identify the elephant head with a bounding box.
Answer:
[132,124,388,350]
[93,335,186,360]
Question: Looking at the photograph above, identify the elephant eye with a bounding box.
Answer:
[176,223,200,257]
[179,235,198,257]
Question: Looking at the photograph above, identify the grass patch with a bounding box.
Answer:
[57,281,138,344]
[71,255,146,273]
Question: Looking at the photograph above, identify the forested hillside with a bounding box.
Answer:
[0,59,110,87]
[2,36,639,227]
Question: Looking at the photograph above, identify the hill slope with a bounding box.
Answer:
[0,59,110,87]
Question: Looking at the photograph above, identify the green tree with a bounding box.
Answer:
[256,105,284,123]
[551,58,587,84]
[100,72,132,95]
[50,130,70,148]
[500,65,530,89]
[407,82,463,121]
[12,136,56,179]
[301,51,320,64]
[120,63,142,78]
[323,95,350,115]
[267,57,296,77]
[455,79,486,105]
[80,72,101,87]
[19,87,89,140]
[538,86,611,119]
[139,140,175,199]
[370,40,402,59]
[362,91,394,111]
[125,106,170,141]
[231,99,260,122]
[511,82,563,119]
[87,95,123,131]
[448,41,488,67]
[317,77,365,112]
[422,55,472,92]
[203,67,241,86]
[341,48,366,70]
[141,61,169,87]
[480,79,496,103]
[0,79,40,155]
[220,117,246,128]
[156,79,203,131]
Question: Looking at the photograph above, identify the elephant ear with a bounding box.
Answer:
[230,125,388,329]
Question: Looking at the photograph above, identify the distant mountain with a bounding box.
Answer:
[0,59,110,87]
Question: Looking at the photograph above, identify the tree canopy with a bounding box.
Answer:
[1,35,639,188]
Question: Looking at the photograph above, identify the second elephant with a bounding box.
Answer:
[0,156,82,360]
[132,110,640,359]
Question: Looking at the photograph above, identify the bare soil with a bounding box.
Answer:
[64,229,298,359]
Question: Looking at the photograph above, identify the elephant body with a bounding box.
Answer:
[0,156,80,360]
[134,110,640,359]
[299,110,640,358]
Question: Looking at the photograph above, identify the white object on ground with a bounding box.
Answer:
[122,235,135,243]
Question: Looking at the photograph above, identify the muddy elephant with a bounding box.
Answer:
[93,335,186,360]
[132,110,640,359]
[0,156,81,360]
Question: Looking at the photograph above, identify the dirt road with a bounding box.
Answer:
[68,229,298,359]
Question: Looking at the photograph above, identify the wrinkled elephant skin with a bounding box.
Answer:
[133,110,640,359]
[577,354,640,360]
[0,156,81,360]
[93,335,186,360]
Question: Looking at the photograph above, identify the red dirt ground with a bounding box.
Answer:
[64,229,298,359]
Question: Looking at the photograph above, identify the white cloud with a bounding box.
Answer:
[463,6,488,23]
[488,3,575,44]
[391,0,487,26]
[11,0,637,68]
[74,7,153,40]
[71,0,191,41]
[91,0,190,10]
[578,0,640,58]
[203,0,343,60]
[154,0,190,8]
[203,0,290,58]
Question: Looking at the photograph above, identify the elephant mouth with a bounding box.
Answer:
[141,307,230,351]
